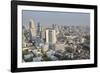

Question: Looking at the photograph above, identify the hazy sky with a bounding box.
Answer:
[22,10,90,27]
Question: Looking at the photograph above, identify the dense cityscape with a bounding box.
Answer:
[22,19,90,62]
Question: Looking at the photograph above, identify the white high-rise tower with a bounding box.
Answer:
[29,19,36,40]
[45,29,56,44]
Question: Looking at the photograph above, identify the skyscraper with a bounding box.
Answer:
[45,29,57,44]
[37,22,42,37]
[29,19,36,40]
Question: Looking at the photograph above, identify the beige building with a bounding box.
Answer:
[45,29,57,44]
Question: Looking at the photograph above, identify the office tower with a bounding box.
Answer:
[37,23,46,40]
[45,29,57,44]
[29,19,36,40]
[52,24,59,35]
[45,29,49,43]
[41,27,45,40]
[37,22,42,38]
[52,24,55,29]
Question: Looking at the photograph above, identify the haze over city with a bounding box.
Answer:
[22,10,90,27]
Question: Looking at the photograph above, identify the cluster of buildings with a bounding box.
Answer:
[22,19,90,62]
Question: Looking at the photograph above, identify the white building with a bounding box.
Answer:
[29,19,36,39]
[45,29,57,44]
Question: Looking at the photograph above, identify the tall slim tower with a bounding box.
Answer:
[45,29,49,43]
[29,19,36,40]
[37,22,42,37]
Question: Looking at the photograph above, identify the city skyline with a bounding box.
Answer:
[22,10,90,27]
[22,10,90,62]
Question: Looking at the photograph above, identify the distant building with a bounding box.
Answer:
[28,19,36,40]
[45,29,57,44]
[52,24,59,35]
[52,24,56,29]
[37,22,42,37]
[41,28,45,40]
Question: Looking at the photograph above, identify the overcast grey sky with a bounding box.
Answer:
[22,10,90,27]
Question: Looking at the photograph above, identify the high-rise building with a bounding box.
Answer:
[41,27,45,40]
[45,29,57,44]
[29,19,36,40]
[45,29,49,43]
[37,22,42,38]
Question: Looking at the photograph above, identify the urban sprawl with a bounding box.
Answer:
[22,19,90,62]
